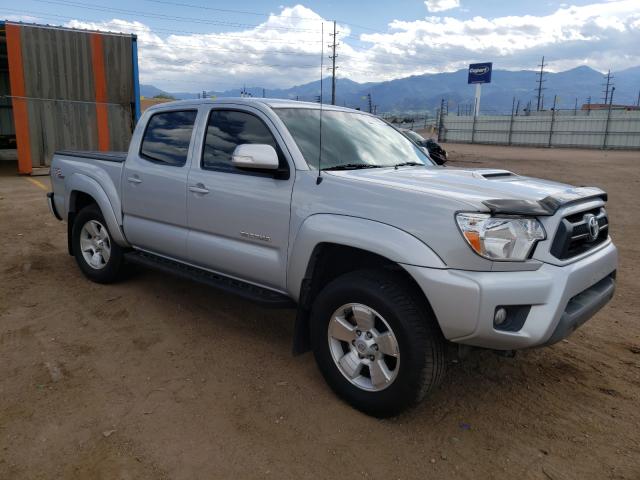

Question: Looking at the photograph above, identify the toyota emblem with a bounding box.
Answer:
[584,214,600,241]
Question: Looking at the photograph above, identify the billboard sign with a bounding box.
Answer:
[468,62,492,84]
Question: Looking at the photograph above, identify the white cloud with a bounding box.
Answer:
[55,1,640,91]
[2,14,42,23]
[358,0,640,77]
[64,5,346,93]
[425,0,461,13]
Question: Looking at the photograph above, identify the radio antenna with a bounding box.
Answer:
[316,21,324,185]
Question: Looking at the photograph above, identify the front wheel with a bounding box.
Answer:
[310,269,447,417]
[72,204,125,283]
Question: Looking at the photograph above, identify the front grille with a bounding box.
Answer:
[550,207,608,260]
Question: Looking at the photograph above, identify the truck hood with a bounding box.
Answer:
[326,166,604,214]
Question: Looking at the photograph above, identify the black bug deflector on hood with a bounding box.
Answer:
[483,187,608,216]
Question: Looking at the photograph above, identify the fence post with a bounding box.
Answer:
[508,97,515,145]
[548,95,557,147]
[437,98,446,142]
[603,89,615,149]
[470,97,478,143]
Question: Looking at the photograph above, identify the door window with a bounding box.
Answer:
[202,110,288,174]
[140,110,197,166]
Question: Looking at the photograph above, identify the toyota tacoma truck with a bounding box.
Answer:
[47,99,617,417]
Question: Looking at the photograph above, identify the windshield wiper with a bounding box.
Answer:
[393,162,424,169]
[322,164,383,171]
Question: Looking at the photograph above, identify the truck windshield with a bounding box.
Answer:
[274,108,432,170]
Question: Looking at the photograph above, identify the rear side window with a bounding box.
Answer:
[202,110,287,173]
[140,110,197,166]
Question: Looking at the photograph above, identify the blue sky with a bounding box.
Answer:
[3,0,605,35]
[2,0,639,91]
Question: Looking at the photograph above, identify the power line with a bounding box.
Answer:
[136,39,320,57]
[3,8,324,44]
[5,8,461,73]
[6,6,460,70]
[34,0,323,33]
[143,0,324,21]
[535,55,546,112]
[329,20,339,105]
[144,0,391,35]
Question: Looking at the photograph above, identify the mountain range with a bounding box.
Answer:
[141,65,640,114]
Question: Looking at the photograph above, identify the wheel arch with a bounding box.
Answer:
[287,214,445,302]
[65,174,129,252]
[288,215,446,355]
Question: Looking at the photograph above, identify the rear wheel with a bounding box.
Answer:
[310,269,447,417]
[72,204,125,283]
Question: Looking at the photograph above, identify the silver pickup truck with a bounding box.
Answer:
[48,98,617,417]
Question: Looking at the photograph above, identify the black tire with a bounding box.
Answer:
[72,204,125,284]
[310,269,447,417]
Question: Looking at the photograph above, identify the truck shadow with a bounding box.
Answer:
[126,265,604,425]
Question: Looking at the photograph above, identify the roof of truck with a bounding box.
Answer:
[145,97,361,114]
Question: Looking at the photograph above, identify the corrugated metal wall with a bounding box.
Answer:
[0,70,14,137]
[442,110,640,149]
[7,23,135,170]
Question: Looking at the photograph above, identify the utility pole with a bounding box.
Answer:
[536,56,546,112]
[367,93,372,113]
[329,20,339,106]
[262,88,266,98]
[602,70,614,104]
[636,89,639,107]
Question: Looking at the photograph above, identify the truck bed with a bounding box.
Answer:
[55,151,127,163]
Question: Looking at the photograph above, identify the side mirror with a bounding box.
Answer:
[232,144,279,170]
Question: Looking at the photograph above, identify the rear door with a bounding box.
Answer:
[122,109,198,260]
[186,106,294,290]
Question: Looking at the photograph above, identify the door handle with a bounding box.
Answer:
[127,176,142,184]
[188,184,210,194]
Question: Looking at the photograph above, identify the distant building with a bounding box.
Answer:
[581,103,640,111]
[141,97,174,112]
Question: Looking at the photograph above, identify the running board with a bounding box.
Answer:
[124,250,295,308]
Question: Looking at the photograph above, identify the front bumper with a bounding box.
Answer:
[403,239,618,350]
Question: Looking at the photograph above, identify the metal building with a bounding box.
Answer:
[0,21,140,174]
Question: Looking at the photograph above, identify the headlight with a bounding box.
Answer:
[456,213,546,261]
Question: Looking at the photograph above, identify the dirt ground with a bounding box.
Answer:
[1,144,639,480]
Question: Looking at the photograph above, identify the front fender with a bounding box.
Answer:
[286,214,445,300]
[65,173,129,247]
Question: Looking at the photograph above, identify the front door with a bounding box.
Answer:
[186,107,294,290]
[122,109,198,260]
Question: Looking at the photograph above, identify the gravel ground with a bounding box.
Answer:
[0,144,639,479]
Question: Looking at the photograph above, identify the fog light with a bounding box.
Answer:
[494,307,507,326]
